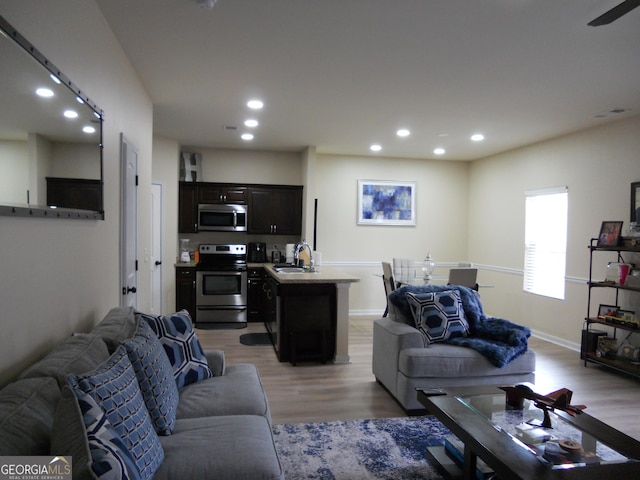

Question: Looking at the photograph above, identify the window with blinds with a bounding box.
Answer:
[523,187,568,299]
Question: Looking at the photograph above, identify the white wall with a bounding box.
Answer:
[314,154,470,314]
[152,136,180,315]
[0,140,28,204]
[0,0,153,386]
[469,115,640,348]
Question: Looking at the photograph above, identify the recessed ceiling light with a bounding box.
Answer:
[82,126,96,134]
[433,148,445,155]
[247,99,264,110]
[241,133,254,141]
[244,119,259,128]
[49,74,61,85]
[370,144,382,152]
[36,87,54,98]
[396,129,410,137]
[471,133,485,142]
[64,110,78,119]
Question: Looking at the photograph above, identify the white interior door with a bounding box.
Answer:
[120,134,138,308]
[150,182,163,314]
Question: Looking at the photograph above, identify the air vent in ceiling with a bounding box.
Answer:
[592,108,631,119]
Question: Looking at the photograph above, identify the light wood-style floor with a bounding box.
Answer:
[196,316,640,440]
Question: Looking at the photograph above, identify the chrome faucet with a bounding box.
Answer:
[293,240,315,272]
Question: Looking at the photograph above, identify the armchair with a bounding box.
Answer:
[373,284,536,412]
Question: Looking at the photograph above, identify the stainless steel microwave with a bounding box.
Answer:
[198,204,248,232]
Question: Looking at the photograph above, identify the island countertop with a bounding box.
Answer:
[251,263,360,284]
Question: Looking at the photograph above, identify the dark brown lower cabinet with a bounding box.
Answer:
[276,283,336,365]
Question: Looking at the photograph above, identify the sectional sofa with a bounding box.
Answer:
[0,306,283,479]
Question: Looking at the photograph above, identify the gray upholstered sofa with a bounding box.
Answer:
[373,284,536,412]
[0,306,283,480]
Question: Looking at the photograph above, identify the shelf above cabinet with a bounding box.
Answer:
[588,281,640,293]
[585,317,640,332]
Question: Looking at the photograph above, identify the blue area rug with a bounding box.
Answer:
[272,416,451,479]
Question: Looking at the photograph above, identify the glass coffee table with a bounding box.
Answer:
[418,385,640,480]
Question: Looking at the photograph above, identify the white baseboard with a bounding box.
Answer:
[531,329,580,352]
[349,309,384,317]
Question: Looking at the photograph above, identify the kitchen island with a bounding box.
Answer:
[258,264,359,364]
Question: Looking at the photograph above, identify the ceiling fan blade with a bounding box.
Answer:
[588,0,640,26]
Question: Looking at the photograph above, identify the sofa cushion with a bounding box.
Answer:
[176,364,271,422]
[0,377,61,455]
[138,311,213,389]
[68,346,164,480]
[123,319,179,435]
[155,415,284,480]
[399,344,536,378]
[91,307,139,352]
[18,334,110,386]
[406,291,469,344]
[52,385,141,480]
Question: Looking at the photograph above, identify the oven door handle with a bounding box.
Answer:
[196,306,247,311]
[233,211,237,229]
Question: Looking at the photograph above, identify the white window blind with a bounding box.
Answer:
[523,187,568,300]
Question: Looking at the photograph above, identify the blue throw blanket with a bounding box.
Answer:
[388,284,530,368]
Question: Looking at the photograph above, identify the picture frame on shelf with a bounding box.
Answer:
[631,181,640,224]
[597,221,623,247]
[598,304,619,319]
[357,179,416,226]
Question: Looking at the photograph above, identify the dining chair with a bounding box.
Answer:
[381,261,396,317]
[448,267,479,291]
[392,258,416,285]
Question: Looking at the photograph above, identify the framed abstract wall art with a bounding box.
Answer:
[357,180,416,226]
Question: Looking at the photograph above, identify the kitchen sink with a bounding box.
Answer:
[273,266,306,273]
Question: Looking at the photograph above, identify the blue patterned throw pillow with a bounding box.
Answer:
[139,310,213,389]
[123,319,179,435]
[68,346,164,480]
[406,290,470,344]
[75,389,141,480]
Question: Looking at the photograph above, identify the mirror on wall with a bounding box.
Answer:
[0,14,104,220]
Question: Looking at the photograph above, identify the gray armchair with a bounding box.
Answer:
[373,284,536,412]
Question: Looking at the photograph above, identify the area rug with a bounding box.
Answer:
[272,416,451,479]
[239,332,274,346]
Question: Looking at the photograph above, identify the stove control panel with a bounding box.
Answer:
[199,244,247,255]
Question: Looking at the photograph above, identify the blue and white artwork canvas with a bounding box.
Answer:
[357,180,416,226]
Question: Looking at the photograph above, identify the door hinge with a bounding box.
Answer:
[135,175,139,186]
[135,260,139,271]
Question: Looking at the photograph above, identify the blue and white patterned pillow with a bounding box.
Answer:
[139,310,213,389]
[68,346,164,480]
[406,290,470,344]
[123,319,179,435]
[75,388,141,480]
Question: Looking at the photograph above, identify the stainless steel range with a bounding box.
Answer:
[196,243,247,327]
